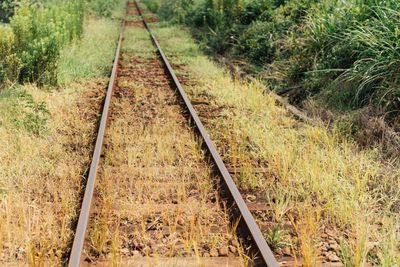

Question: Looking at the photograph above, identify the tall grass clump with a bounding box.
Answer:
[337,7,400,113]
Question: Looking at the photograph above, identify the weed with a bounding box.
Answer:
[264,224,289,250]
[11,90,50,135]
[58,18,120,83]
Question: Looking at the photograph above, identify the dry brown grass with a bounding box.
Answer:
[0,78,107,265]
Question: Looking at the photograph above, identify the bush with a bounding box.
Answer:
[87,0,116,17]
[234,20,279,64]
[0,26,21,87]
[338,7,400,111]
[0,0,18,22]
[2,0,85,86]
[12,90,50,135]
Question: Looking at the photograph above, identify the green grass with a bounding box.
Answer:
[123,27,156,59]
[58,0,126,83]
[58,18,120,83]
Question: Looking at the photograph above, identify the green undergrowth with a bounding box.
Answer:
[0,0,85,87]
[123,27,156,60]
[58,18,121,83]
[141,0,400,150]
[0,1,124,265]
[146,18,400,266]
[0,0,124,136]
[0,0,124,88]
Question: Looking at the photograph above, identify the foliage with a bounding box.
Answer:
[87,0,117,17]
[0,26,21,87]
[10,0,84,86]
[145,0,400,116]
[0,0,19,22]
[12,90,50,135]
[58,18,120,83]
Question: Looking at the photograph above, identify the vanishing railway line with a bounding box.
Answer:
[68,1,278,266]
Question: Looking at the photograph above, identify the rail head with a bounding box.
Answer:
[134,1,279,266]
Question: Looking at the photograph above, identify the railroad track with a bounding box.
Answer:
[68,1,278,266]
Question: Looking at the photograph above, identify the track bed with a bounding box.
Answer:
[79,3,245,266]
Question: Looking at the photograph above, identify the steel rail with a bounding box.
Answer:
[67,33,123,267]
[134,2,279,266]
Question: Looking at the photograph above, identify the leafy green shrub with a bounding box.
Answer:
[12,90,50,135]
[234,20,278,64]
[87,0,116,17]
[0,26,21,87]
[142,0,160,13]
[0,0,18,22]
[158,0,195,24]
[8,0,84,86]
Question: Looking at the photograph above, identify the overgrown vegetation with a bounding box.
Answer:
[0,0,121,88]
[0,0,84,86]
[148,21,400,266]
[0,0,123,264]
[143,0,400,134]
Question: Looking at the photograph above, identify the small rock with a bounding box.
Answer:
[327,252,341,262]
[274,249,283,256]
[146,223,157,230]
[173,238,183,246]
[229,245,237,254]
[219,246,229,256]
[132,250,141,257]
[120,248,129,255]
[281,247,291,256]
[189,189,198,196]
[133,240,143,249]
[210,248,219,257]
[182,251,193,257]
[328,239,337,245]
[325,229,336,238]
[142,246,151,255]
[177,217,185,226]
[230,239,239,247]
[147,240,156,248]
[246,194,257,202]
[321,244,329,252]
[226,233,233,240]
[329,242,340,252]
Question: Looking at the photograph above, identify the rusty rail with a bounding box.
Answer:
[134,1,278,266]
[67,33,123,267]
